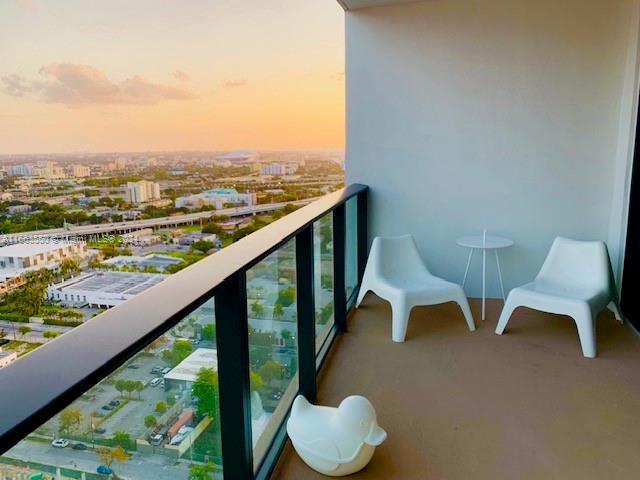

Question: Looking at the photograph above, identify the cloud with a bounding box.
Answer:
[1,74,33,97]
[1,63,196,106]
[223,79,247,88]
[173,70,190,82]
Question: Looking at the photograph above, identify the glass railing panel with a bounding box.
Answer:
[0,299,222,480]
[345,197,358,303]
[313,212,335,352]
[246,239,299,470]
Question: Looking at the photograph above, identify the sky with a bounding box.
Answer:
[0,0,345,154]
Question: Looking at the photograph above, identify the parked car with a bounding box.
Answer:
[109,400,120,407]
[51,438,69,448]
[94,427,106,434]
[97,465,113,475]
[126,364,139,369]
[161,367,171,375]
[170,426,193,445]
[71,443,87,450]
[149,434,164,446]
[150,377,162,387]
[151,366,162,374]
[101,404,114,411]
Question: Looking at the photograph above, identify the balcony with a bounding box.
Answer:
[273,297,640,479]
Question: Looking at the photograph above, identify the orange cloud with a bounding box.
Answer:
[223,79,248,88]
[174,70,191,82]
[2,63,196,106]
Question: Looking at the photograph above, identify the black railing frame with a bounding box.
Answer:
[0,184,369,480]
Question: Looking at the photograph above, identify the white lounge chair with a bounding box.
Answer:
[356,234,475,342]
[495,237,622,358]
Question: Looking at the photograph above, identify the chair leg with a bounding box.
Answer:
[571,305,597,358]
[453,289,475,332]
[607,301,623,323]
[495,294,519,335]
[356,280,369,308]
[391,300,411,343]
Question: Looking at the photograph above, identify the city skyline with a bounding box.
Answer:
[0,0,345,155]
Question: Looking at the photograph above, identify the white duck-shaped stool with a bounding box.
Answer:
[286,395,387,476]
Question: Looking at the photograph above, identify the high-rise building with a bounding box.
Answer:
[125,180,161,204]
[71,164,91,178]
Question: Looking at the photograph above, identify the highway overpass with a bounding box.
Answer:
[0,197,319,243]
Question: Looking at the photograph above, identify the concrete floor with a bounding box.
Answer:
[272,295,640,480]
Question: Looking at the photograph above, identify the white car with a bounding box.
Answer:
[51,438,70,448]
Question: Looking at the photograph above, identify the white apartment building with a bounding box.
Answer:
[8,164,32,177]
[71,164,91,178]
[260,163,298,176]
[0,242,88,273]
[175,188,257,209]
[32,161,65,180]
[125,180,161,204]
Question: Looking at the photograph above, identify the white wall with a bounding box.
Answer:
[345,0,638,297]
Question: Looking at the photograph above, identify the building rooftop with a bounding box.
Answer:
[52,271,167,295]
[0,242,81,257]
[164,348,218,383]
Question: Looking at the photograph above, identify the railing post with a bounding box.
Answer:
[357,190,368,283]
[215,273,253,480]
[296,226,317,401]
[333,204,347,332]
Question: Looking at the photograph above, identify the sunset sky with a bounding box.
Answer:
[0,0,345,154]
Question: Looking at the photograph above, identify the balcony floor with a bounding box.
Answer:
[273,294,640,480]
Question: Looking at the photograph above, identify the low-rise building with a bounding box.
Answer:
[0,242,88,273]
[47,270,168,308]
[7,205,30,215]
[103,254,182,272]
[121,228,162,246]
[164,348,218,392]
[175,188,256,209]
[0,273,25,296]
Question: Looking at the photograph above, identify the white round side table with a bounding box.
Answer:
[456,233,514,321]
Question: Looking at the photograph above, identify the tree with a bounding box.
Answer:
[144,414,157,429]
[123,379,137,399]
[97,445,130,470]
[276,287,296,308]
[188,462,217,480]
[192,240,214,254]
[250,301,264,319]
[250,371,263,391]
[191,368,219,421]
[258,360,284,383]
[168,339,192,366]
[155,401,167,414]
[115,379,127,398]
[272,302,284,320]
[113,431,135,451]
[59,258,81,277]
[17,325,31,338]
[42,330,59,341]
[58,407,82,435]
[201,323,216,342]
[134,380,145,400]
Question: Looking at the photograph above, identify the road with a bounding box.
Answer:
[5,439,221,480]
[0,198,319,243]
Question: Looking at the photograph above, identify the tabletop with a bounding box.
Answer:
[456,235,514,249]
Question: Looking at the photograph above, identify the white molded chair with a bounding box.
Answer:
[495,237,622,358]
[356,234,475,342]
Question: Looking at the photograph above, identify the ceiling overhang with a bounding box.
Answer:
[337,0,421,10]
